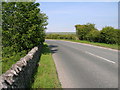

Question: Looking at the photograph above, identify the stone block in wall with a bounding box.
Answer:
[0,45,42,89]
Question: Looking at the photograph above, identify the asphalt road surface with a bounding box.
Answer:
[46,40,118,88]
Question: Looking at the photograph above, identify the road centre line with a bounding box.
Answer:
[85,51,116,64]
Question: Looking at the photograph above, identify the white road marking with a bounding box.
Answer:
[85,51,116,64]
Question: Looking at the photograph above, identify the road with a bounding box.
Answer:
[46,40,118,88]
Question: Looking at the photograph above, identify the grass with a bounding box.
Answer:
[1,47,27,74]
[1,44,61,88]
[32,43,61,88]
[47,39,119,50]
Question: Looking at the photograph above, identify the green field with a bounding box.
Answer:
[32,43,61,88]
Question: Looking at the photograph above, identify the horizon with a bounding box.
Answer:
[37,2,118,32]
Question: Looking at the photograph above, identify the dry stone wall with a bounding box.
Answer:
[0,46,42,89]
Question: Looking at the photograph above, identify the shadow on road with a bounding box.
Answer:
[48,45,58,54]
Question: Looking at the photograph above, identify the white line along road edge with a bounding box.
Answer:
[46,40,118,52]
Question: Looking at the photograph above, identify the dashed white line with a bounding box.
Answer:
[85,51,116,64]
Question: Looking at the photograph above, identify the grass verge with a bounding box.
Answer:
[32,43,61,88]
[47,39,119,50]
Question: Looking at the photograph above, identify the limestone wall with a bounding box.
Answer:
[0,46,42,89]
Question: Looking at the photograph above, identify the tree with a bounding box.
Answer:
[75,23,97,40]
[86,29,100,42]
[99,26,118,44]
[2,2,48,51]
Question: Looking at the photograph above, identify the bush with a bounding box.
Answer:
[75,23,119,44]
[75,23,97,40]
[2,2,48,52]
[99,26,118,44]
[1,2,48,73]
[85,29,100,42]
[2,46,27,73]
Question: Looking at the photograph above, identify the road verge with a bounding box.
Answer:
[46,39,119,50]
[32,43,61,88]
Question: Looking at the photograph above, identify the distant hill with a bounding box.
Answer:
[46,32,76,35]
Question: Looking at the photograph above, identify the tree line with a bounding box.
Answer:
[75,23,120,44]
[46,34,76,40]
[46,23,119,45]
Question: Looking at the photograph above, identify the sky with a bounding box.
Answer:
[37,2,118,32]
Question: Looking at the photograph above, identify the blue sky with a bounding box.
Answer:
[37,2,118,32]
